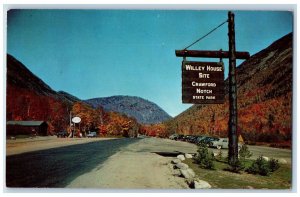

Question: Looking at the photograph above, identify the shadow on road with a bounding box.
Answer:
[6,138,140,188]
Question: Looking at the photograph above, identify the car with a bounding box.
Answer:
[183,135,196,143]
[169,134,178,140]
[182,135,193,142]
[87,131,97,138]
[175,134,184,141]
[185,135,195,142]
[210,137,243,149]
[189,135,202,144]
[56,131,68,138]
[198,136,219,146]
[195,136,206,144]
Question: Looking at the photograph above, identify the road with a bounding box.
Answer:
[6,138,139,187]
[6,137,292,188]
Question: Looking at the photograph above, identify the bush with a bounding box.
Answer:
[246,156,280,176]
[194,142,215,170]
[239,144,253,161]
[269,158,280,172]
[228,159,245,173]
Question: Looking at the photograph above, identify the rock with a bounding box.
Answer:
[168,163,174,170]
[246,186,254,189]
[262,156,269,161]
[180,168,195,179]
[185,153,193,159]
[171,159,181,164]
[194,180,212,189]
[177,154,185,161]
[187,168,195,177]
[173,169,181,176]
[186,178,194,186]
[180,169,190,179]
[175,163,189,170]
[278,158,288,164]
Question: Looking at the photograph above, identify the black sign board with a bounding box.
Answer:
[182,61,224,104]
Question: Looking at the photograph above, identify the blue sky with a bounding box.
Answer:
[7,10,293,117]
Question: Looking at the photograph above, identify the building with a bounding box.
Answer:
[6,121,48,136]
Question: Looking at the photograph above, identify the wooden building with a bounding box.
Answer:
[6,121,48,136]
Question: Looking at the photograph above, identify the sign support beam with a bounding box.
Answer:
[175,50,250,60]
[228,11,239,164]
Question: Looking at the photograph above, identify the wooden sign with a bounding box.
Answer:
[182,61,224,104]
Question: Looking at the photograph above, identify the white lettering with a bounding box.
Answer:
[185,65,205,71]
[206,96,215,100]
[206,65,223,72]
[192,81,216,87]
[196,89,213,94]
[193,95,205,99]
[199,73,210,78]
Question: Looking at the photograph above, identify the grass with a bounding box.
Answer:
[183,158,292,189]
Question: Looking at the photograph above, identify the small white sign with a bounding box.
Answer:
[72,116,81,123]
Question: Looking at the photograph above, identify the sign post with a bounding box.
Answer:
[176,11,250,165]
[228,11,238,164]
[72,116,81,138]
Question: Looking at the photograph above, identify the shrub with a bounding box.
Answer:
[246,156,270,176]
[269,158,280,172]
[228,159,245,173]
[239,144,253,161]
[194,142,215,170]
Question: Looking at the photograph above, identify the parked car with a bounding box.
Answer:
[189,135,201,143]
[87,131,97,138]
[210,137,243,149]
[195,136,206,144]
[182,135,193,142]
[176,135,185,141]
[169,134,178,140]
[198,136,219,146]
[189,135,202,144]
[56,131,68,138]
[185,135,195,143]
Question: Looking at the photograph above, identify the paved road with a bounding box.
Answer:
[6,138,140,188]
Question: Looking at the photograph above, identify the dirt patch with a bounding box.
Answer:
[67,138,189,189]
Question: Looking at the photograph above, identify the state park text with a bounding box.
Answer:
[182,61,224,104]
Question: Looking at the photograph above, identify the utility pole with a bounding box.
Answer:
[228,11,239,164]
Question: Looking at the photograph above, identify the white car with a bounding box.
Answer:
[87,132,97,138]
[169,134,178,140]
[210,138,242,149]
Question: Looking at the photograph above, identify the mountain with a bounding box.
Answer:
[7,54,58,98]
[7,54,80,104]
[6,54,170,136]
[165,33,292,145]
[6,54,82,133]
[57,91,81,103]
[85,96,172,124]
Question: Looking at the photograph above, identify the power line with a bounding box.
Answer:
[183,19,228,50]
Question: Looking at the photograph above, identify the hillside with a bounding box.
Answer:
[7,54,80,105]
[85,96,172,124]
[165,33,293,145]
[6,54,75,133]
[6,54,161,136]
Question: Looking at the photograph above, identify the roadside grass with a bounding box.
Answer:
[183,158,292,189]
